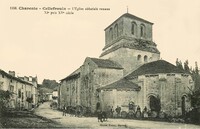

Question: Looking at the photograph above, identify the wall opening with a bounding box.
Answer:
[131,22,137,35]
[96,102,101,111]
[140,24,146,38]
[181,96,186,116]
[144,55,148,62]
[137,55,141,61]
[149,95,161,112]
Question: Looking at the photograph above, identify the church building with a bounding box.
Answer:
[59,13,194,117]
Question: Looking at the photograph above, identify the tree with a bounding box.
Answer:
[176,58,183,70]
[184,60,190,73]
[0,90,12,116]
[192,62,200,90]
[195,62,199,75]
[42,79,59,89]
[176,58,179,67]
[190,89,200,107]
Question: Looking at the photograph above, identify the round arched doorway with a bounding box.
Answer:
[149,95,161,112]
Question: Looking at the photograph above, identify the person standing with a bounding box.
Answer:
[115,106,121,117]
[63,105,66,116]
[110,106,114,118]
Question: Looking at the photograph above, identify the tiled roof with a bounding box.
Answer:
[60,66,82,82]
[125,60,188,79]
[90,58,123,69]
[98,78,140,91]
[105,13,153,30]
[60,72,80,82]
[100,38,160,57]
[0,69,33,85]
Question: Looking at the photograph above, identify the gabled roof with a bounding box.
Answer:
[60,67,82,82]
[125,60,188,79]
[90,58,123,69]
[98,78,140,91]
[60,72,80,82]
[0,69,33,85]
[105,13,153,31]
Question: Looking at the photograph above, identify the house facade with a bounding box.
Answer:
[59,13,194,117]
[0,70,38,110]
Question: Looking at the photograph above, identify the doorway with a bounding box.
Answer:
[149,95,161,112]
[96,102,100,111]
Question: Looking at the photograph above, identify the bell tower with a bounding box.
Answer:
[100,13,160,74]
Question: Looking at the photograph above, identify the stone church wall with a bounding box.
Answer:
[100,89,138,113]
[60,77,80,108]
[133,74,193,117]
[80,58,124,112]
[101,47,160,74]
[123,17,153,41]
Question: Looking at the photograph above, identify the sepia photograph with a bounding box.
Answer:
[0,0,200,128]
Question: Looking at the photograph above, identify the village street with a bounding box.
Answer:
[34,102,200,129]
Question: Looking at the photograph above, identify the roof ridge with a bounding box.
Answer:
[0,69,33,85]
[104,13,153,31]
[89,57,123,69]
[125,59,189,79]
[98,78,140,90]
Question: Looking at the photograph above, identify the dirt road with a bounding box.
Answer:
[34,102,200,129]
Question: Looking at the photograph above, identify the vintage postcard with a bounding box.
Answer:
[0,0,200,128]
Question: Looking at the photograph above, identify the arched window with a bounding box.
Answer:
[144,55,148,62]
[114,24,118,39]
[109,28,113,41]
[131,22,137,35]
[137,55,141,61]
[140,24,146,38]
[182,95,187,116]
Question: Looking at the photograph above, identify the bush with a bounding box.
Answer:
[0,90,12,116]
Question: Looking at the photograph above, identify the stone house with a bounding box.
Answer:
[0,69,38,110]
[59,13,194,117]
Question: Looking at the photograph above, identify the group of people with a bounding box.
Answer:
[62,105,82,117]
[97,111,107,122]
[62,104,152,121]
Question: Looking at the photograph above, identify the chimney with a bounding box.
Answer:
[9,71,15,77]
[29,76,32,82]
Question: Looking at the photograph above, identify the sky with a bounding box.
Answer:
[0,0,200,83]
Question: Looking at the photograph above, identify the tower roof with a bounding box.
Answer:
[105,13,153,31]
